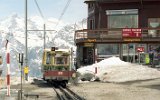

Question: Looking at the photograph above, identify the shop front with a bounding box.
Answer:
[76,43,94,67]
[95,43,160,67]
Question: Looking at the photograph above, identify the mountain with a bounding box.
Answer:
[0,13,86,77]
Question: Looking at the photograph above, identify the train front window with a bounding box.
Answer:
[46,52,51,64]
[55,57,68,65]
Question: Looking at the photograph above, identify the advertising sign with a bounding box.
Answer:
[137,47,144,52]
[122,28,142,41]
[122,28,142,38]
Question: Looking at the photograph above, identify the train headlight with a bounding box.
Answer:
[72,73,76,78]
[58,71,63,75]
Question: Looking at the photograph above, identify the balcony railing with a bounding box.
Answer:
[75,28,160,42]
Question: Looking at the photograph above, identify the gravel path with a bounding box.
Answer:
[69,79,160,100]
[1,78,160,100]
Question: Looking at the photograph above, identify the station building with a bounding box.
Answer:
[75,0,160,67]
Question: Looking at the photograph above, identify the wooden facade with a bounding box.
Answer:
[75,0,160,67]
[85,0,160,29]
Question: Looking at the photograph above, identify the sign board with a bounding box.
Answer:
[123,38,141,42]
[137,47,144,52]
[24,66,29,74]
[87,39,96,42]
[84,43,94,47]
[122,28,142,41]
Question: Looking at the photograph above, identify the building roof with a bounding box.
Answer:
[85,0,95,1]
[84,0,160,3]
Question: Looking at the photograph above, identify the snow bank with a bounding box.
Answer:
[77,57,160,83]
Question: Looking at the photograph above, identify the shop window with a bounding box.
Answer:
[97,44,119,56]
[106,9,138,29]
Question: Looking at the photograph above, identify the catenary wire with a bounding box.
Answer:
[55,0,72,28]
[34,0,45,20]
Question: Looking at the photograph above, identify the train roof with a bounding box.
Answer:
[44,48,70,52]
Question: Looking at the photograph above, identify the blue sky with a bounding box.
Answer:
[0,0,87,23]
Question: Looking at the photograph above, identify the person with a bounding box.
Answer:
[145,54,150,65]
[149,46,154,67]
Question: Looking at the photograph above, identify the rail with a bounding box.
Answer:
[53,86,85,100]
[24,93,39,100]
[65,87,85,100]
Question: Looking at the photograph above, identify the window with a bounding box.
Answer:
[148,18,160,37]
[46,52,51,64]
[55,57,68,65]
[97,44,119,55]
[89,19,94,29]
[148,18,160,28]
[88,3,94,8]
[106,9,138,28]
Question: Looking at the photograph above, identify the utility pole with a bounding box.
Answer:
[25,0,28,81]
[19,53,24,100]
[44,24,46,49]
[24,0,56,81]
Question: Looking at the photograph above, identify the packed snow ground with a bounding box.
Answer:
[77,57,160,83]
[0,76,34,89]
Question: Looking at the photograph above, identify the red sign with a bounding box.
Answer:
[137,47,144,52]
[122,28,142,38]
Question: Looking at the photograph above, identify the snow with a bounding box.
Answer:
[0,77,35,92]
[77,57,160,83]
[0,76,34,88]
[0,13,86,77]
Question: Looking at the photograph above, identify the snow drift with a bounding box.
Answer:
[77,57,160,83]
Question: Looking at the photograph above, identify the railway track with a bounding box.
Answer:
[53,86,85,100]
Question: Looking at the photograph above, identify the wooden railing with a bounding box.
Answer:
[75,28,160,42]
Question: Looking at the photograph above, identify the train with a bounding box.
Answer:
[42,47,75,87]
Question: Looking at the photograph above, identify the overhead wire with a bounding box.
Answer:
[34,0,45,20]
[33,0,57,33]
[55,0,72,28]
[0,31,45,41]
